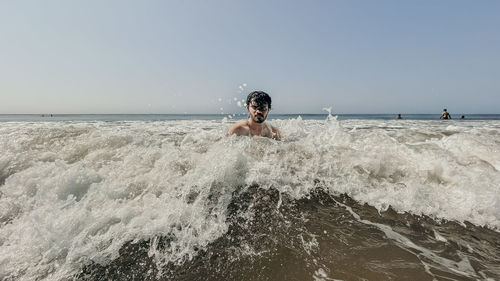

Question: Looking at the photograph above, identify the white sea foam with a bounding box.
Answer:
[433,229,448,242]
[0,118,499,279]
[313,268,340,281]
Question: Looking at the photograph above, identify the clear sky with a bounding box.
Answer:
[1,0,499,114]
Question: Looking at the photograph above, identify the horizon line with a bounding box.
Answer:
[0,113,498,115]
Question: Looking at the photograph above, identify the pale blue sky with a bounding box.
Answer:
[1,0,499,114]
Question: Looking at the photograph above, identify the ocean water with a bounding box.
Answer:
[0,114,499,280]
[1,113,500,122]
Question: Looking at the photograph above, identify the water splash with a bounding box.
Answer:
[1,119,499,280]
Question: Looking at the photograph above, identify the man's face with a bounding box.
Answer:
[248,100,269,123]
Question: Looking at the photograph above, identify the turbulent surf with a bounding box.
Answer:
[1,117,499,280]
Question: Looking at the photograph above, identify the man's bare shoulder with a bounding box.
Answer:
[230,120,249,130]
[226,120,250,136]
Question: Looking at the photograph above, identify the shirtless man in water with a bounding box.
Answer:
[226,91,281,140]
[440,108,452,119]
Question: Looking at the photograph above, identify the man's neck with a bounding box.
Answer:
[247,118,264,128]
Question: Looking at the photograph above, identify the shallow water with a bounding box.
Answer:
[0,117,499,280]
[79,188,500,281]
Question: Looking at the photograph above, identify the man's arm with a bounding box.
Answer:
[271,126,281,140]
[226,123,239,136]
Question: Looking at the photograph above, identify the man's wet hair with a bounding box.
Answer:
[246,91,272,109]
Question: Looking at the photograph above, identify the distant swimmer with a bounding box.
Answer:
[226,91,281,140]
[396,114,402,119]
[461,115,465,119]
[440,109,452,119]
